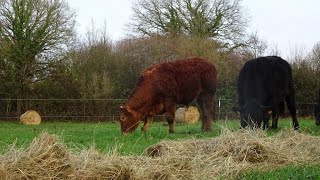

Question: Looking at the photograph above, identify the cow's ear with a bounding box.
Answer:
[120,105,132,114]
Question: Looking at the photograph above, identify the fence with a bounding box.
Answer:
[0,98,125,122]
[0,98,316,122]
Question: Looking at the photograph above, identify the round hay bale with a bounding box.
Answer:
[20,110,41,125]
[175,108,186,123]
[175,106,200,124]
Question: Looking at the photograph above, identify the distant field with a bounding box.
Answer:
[1,118,320,179]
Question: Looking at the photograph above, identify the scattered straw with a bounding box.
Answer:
[1,129,320,179]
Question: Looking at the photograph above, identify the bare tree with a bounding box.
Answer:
[239,32,268,58]
[128,0,248,48]
[70,21,115,99]
[0,0,76,99]
[269,45,281,57]
[309,42,320,71]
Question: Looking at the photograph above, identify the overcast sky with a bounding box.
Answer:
[67,0,320,58]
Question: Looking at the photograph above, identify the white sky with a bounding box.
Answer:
[67,0,320,57]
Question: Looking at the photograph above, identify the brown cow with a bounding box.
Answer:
[119,57,217,134]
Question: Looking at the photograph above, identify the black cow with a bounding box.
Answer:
[233,56,299,130]
[314,88,320,125]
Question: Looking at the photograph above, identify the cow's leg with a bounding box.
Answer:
[263,121,269,130]
[164,100,176,133]
[141,116,153,132]
[271,103,279,129]
[197,96,207,130]
[271,113,278,129]
[285,95,300,130]
[240,119,248,129]
[262,115,270,130]
[197,92,214,132]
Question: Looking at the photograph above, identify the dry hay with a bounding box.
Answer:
[1,129,320,179]
[175,106,200,124]
[0,132,73,179]
[20,110,41,125]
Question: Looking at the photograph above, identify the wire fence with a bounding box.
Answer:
[0,98,316,122]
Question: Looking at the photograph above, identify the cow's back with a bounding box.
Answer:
[142,57,217,105]
[238,56,293,105]
[170,58,216,104]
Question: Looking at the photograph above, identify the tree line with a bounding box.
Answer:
[0,0,319,119]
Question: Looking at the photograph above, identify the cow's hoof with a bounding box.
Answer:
[141,127,149,133]
[294,126,300,130]
[169,130,174,134]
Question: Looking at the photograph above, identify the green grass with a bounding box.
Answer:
[0,118,319,154]
[0,119,239,155]
[1,118,320,179]
[238,163,320,180]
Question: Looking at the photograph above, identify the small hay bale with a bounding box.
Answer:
[175,108,185,123]
[175,106,200,124]
[20,110,41,125]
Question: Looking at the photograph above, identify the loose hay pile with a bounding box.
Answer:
[0,132,73,179]
[1,129,320,179]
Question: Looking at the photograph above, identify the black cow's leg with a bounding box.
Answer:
[285,95,300,130]
[271,113,278,129]
[197,92,214,132]
[271,102,279,129]
[164,100,176,133]
[263,115,270,130]
[241,119,248,129]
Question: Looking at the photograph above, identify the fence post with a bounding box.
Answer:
[218,98,221,120]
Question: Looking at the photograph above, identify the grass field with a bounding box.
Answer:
[1,118,320,179]
[1,119,239,154]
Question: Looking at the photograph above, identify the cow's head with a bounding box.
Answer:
[119,105,141,134]
[315,103,320,126]
[233,99,271,129]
